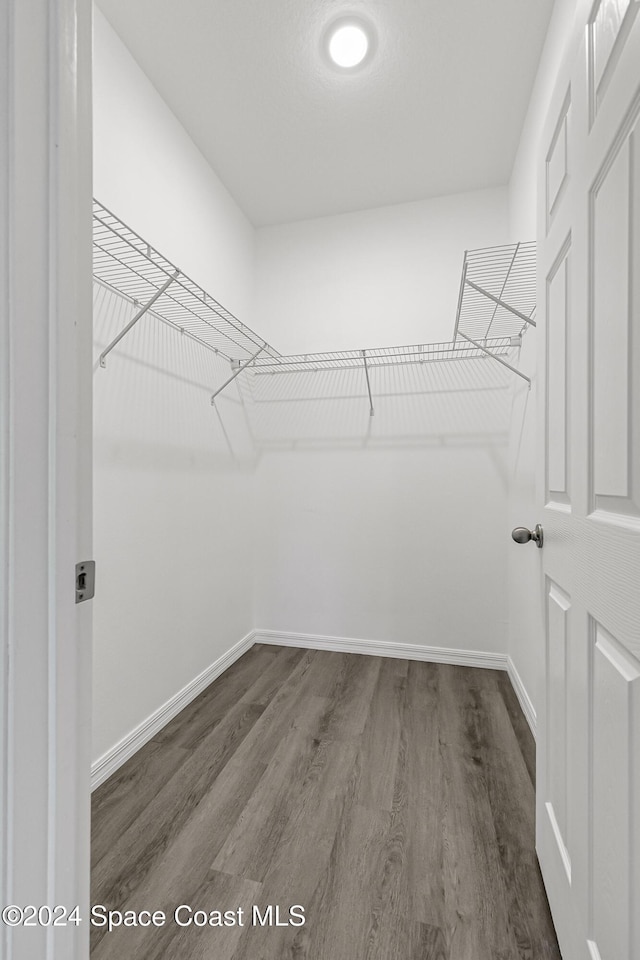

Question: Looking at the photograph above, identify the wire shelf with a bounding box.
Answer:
[250,339,515,375]
[455,241,536,341]
[93,199,280,364]
[245,338,521,416]
[93,199,534,405]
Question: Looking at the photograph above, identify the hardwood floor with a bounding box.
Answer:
[91,646,560,959]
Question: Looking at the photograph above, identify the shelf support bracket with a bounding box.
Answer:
[362,350,375,417]
[464,278,536,328]
[457,332,531,386]
[211,345,266,404]
[99,269,180,368]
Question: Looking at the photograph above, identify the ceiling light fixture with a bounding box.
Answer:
[325,17,373,70]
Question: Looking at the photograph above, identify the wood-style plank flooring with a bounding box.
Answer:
[91,646,561,959]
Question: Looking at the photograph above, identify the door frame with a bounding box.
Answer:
[1,2,93,957]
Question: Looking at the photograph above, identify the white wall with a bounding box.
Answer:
[252,189,512,655]
[506,0,578,720]
[92,9,257,763]
[93,6,254,322]
[254,188,509,353]
[253,443,510,653]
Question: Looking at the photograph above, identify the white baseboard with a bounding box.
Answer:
[257,630,537,737]
[254,628,509,672]
[506,655,537,738]
[91,630,256,791]
[92,628,536,792]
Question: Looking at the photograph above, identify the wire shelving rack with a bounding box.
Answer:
[250,340,514,375]
[93,201,536,410]
[454,241,537,342]
[248,340,519,415]
[93,199,280,369]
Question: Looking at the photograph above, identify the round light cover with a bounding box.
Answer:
[325,18,373,69]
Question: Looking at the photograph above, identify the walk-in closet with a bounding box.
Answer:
[4,2,639,959]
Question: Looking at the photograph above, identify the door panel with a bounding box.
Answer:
[538,5,640,960]
[547,91,571,229]
[546,242,571,502]
[590,623,640,960]
[589,0,638,119]
[545,580,572,878]
[590,108,639,511]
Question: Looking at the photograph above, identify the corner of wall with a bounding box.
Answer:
[92,14,261,768]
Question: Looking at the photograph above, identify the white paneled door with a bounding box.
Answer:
[537,2,640,959]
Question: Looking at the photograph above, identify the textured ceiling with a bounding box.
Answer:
[96,0,555,227]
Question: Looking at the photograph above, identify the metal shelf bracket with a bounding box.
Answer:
[464,278,536,328]
[457,331,531,387]
[211,345,266,405]
[362,350,375,416]
[99,269,180,368]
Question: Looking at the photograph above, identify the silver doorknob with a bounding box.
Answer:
[512,524,543,547]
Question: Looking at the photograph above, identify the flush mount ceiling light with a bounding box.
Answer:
[325,17,374,70]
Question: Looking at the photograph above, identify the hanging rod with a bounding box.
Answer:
[210,346,266,404]
[457,332,531,386]
[99,270,180,368]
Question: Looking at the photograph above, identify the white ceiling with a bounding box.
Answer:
[96,0,555,227]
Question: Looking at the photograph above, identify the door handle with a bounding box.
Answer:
[511,524,543,548]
